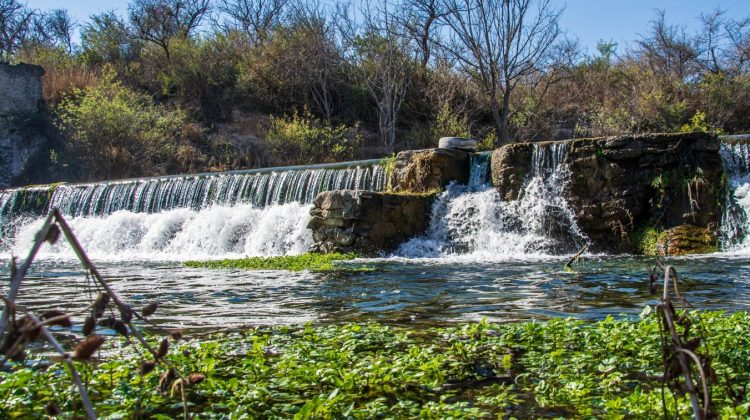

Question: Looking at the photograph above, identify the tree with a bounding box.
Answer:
[636,10,697,82]
[41,9,76,53]
[129,0,210,60]
[81,11,141,66]
[217,0,289,45]
[439,0,562,144]
[398,0,448,68]
[352,2,414,153]
[0,0,33,62]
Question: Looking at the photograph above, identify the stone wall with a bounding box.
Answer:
[0,63,52,189]
[492,132,723,254]
[308,190,435,256]
[308,147,471,255]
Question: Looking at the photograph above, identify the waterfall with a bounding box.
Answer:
[48,161,386,217]
[720,140,750,251]
[397,143,587,259]
[0,159,385,260]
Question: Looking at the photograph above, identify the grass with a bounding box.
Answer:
[2,311,748,418]
[184,252,359,272]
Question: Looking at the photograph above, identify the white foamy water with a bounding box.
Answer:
[5,202,313,261]
[720,141,750,253]
[397,143,588,260]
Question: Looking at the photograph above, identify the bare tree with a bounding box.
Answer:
[696,9,725,74]
[0,0,33,62]
[636,10,698,82]
[217,0,289,45]
[398,0,448,67]
[288,3,342,124]
[129,0,210,60]
[438,0,563,144]
[351,1,413,153]
[26,8,76,53]
[724,17,750,75]
[45,9,76,53]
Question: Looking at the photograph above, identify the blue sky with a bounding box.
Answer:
[23,0,750,54]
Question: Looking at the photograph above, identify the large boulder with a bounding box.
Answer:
[308,190,435,256]
[388,148,470,194]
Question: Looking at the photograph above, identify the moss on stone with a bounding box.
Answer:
[631,224,717,256]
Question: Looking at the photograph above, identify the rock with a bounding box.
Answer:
[308,190,435,256]
[491,143,532,201]
[644,225,718,256]
[489,132,723,254]
[388,148,470,194]
[438,137,478,152]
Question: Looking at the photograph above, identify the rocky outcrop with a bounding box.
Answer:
[308,190,434,256]
[491,132,723,253]
[0,63,54,189]
[388,148,470,194]
[491,143,533,201]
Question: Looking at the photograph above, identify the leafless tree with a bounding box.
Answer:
[27,8,76,53]
[438,0,563,144]
[636,10,698,82]
[0,0,33,62]
[129,0,210,60]
[696,9,725,74]
[217,0,290,45]
[724,17,750,75]
[397,0,448,67]
[351,1,413,153]
[45,9,76,53]
[288,3,342,124]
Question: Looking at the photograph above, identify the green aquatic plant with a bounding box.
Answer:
[184,252,359,272]
[1,312,748,418]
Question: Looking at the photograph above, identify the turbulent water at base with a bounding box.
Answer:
[7,203,313,261]
[720,141,750,252]
[0,161,385,259]
[397,143,587,259]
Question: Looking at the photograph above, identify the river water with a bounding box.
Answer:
[2,142,750,330]
[2,255,749,330]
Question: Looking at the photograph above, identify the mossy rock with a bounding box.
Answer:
[638,224,717,256]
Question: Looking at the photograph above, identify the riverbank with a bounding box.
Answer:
[2,311,748,418]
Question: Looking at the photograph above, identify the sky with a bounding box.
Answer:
[22,0,750,54]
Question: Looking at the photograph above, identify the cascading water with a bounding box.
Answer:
[720,140,750,252]
[0,160,386,260]
[48,161,386,217]
[397,143,587,259]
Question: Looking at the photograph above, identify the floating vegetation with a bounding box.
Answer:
[1,312,749,418]
[184,252,361,272]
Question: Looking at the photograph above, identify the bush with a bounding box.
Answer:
[55,68,189,180]
[265,108,361,164]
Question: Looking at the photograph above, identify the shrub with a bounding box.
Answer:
[265,108,361,164]
[55,67,188,180]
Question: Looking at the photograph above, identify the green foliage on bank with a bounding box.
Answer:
[265,108,361,165]
[184,252,358,272]
[1,312,748,418]
[55,68,191,180]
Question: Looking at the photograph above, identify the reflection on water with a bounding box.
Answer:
[2,255,749,330]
